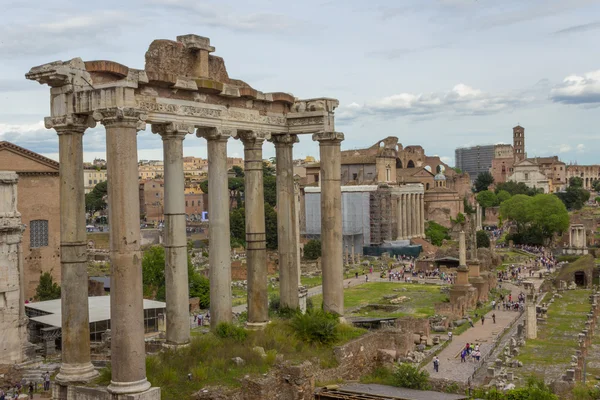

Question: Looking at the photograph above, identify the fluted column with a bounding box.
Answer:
[240,130,268,327]
[401,193,408,240]
[47,115,98,384]
[396,196,403,240]
[153,122,194,346]
[271,133,299,309]
[407,193,413,239]
[197,127,232,328]
[96,108,151,395]
[314,132,344,316]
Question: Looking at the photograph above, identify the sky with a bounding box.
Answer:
[1,0,600,167]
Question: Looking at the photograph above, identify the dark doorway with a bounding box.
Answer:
[574,271,586,287]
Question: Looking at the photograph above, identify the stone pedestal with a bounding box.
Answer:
[272,134,300,310]
[526,296,537,339]
[314,132,344,316]
[101,108,151,394]
[468,261,487,302]
[197,127,233,328]
[53,385,160,400]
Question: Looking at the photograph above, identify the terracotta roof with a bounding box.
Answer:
[396,167,433,177]
[527,156,563,165]
[0,141,60,170]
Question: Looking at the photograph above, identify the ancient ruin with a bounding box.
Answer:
[26,34,344,398]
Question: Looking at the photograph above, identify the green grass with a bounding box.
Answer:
[95,319,366,399]
[301,275,322,288]
[311,282,449,319]
[518,289,590,367]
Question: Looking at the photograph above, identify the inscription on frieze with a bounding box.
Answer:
[287,116,325,126]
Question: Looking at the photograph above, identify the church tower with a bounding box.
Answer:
[513,125,525,162]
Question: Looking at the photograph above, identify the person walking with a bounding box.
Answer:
[43,372,50,391]
[28,382,34,400]
[468,317,474,328]
[492,313,496,324]
[433,356,440,372]
[460,349,466,363]
[447,330,453,342]
[481,315,485,325]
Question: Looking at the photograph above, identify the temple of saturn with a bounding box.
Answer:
[25,34,344,398]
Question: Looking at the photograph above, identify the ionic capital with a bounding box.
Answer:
[45,114,95,134]
[93,107,147,131]
[269,133,299,147]
[151,122,195,140]
[196,126,233,142]
[238,130,270,145]
[312,131,344,144]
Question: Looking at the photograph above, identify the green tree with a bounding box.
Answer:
[595,196,600,204]
[229,208,246,245]
[476,190,498,208]
[231,165,245,178]
[555,186,590,210]
[569,176,583,188]
[264,204,278,250]
[500,194,532,234]
[263,176,277,207]
[452,167,462,174]
[496,189,511,204]
[391,364,430,390]
[263,161,275,177]
[476,230,490,248]
[592,180,600,192]
[495,181,541,197]
[463,198,475,214]
[85,180,108,214]
[474,171,494,193]
[304,239,322,260]
[35,272,61,301]
[425,221,450,246]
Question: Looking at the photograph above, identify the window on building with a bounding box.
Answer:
[186,201,188,207]
[352,173,358,181]
[89,180,92,185]
[192,200,195,206]
[524,173,529,180]
[94,180,97,184]
[30,220,49,248]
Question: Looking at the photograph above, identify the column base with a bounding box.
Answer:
[55,362,99,384]
[108,378,152,395]
[53,385,160,400]
[246,321,269,331]
[162,341,190,350]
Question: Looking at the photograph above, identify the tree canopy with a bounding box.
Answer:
[569,176,583,188]
[229,204,278,250]
[35,272,61,301]
[425,221,451,246]
[476,230,490,248]
[495,181,542,197]
[85,180,108,214]
[303,239,322,260]
[496,189,511,203]
[500,194,569,245]
[476,190,498,208]
[474,171,494,193]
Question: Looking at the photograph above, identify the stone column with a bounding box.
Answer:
[271,134,299,309]
[153,122,194,346]
[396,197,403,240]
[98,108,151,394]
[420,193,425,237]
[314,132,345,316]
[407,193,413,239]
[239,130,268,328]
[45,116,98,384]
[197,127,232,327]
[401,193,408,240]
[459,231,467,267]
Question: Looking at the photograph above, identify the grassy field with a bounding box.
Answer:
[517,289,590,380]
[311,282,449,319]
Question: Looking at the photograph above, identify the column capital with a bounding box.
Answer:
[312,131,344,144]
[151,122,195,140]
[93,107,147,130]
[238,130,270,145]
[270,133,298,147]
[196,126,232,141]
[45,114,95,134]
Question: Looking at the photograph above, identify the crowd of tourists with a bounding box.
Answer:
[0,372,51,400]
[460,342,482,363]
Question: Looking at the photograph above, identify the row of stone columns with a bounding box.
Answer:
[396,192,425,240]
[50,107,345,395]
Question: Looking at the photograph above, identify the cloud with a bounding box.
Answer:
[147,0,302,33]
[557,144,572,153]
[337,83,532,122]
[0,10,133,57]
[550,70,600,105]
[369,43,451,60]
[553,21,600,35]
[577,144,585,153]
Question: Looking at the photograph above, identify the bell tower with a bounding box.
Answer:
[513,125,525,162]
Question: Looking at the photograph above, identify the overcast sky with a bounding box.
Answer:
[1,0,600,166]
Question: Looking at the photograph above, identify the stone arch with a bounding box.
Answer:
[407,160,415,168]
[436,164,445,174]
[424,165,432,172]
[574,271,586,287]
[396,159,403,169]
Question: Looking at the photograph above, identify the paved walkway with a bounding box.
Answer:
[424,274,548,383]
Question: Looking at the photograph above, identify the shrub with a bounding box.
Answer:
[391,363,430,390]
[289,310,339,345]
[476,230,490,248]
[214,322,248,342]
[268,294,299,318]
[304,239,322,260]
[425,221,450,246]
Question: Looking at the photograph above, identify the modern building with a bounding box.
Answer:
[455,144,495,182]
[25,296,166,354]
[0,142,61,300]
[83,168,107,193]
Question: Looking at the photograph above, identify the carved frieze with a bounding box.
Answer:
[196,126,233,141]
[44,114,96,134]
[93,107,147,130]
[291,98,339,113]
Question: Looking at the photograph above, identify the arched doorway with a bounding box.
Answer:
[574,271,586,287]
[396,159,403,169]
[436,165,445,174]
[407,160,415,168]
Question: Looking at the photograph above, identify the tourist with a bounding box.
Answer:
[448,330,453,342]
[43,372,50,391]
[0,388,5,400]
[365,275,369,282]
[481,315,485,325]
[492,313,496,324]
[28,382,33,400]
[460,349,466,363]
[355,272,358,279]
[491,300,496,310]
[433,356,440,372]
[468,317,474,328]
[474,350,481,362]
